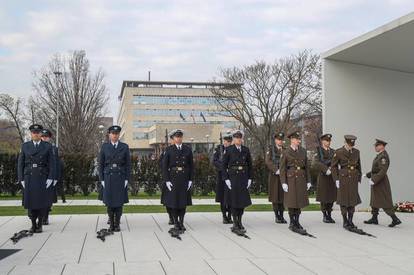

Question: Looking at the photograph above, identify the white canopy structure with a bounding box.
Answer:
[322,12,414,207]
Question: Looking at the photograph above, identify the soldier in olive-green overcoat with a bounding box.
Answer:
[265,132,287,224]
[364,139,401,227]
[312,133,336,223]
[280,129,311,233]
[331,135,362,229]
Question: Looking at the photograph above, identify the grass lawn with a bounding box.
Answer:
[0,192,316,200]
[0,204,321,216]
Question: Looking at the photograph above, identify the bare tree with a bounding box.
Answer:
[32,50,109,155]
[211,50,321,156]
[26,96,39,126]
[0,94,26,143]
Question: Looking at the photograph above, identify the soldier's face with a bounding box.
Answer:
[275,138,283,146]
[109,132,120,142]
[291,137,301,146]
[346,141,354,148]
[31,131,41,141]
[321,139,331,147]
[233,137,242,146]
[41,136,51,142]
[375,144,384,152]
[174,136,183,144]
[223,140,232,147]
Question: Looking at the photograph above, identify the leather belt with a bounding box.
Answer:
[230,166,246,170]
[288,166,304,170]
[31,164,45,168]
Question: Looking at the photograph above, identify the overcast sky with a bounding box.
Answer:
[1,0,414,120]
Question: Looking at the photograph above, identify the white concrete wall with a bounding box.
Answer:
[323,59,414,208]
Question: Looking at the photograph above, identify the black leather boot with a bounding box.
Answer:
[327,210,335,223]
[179,213,186,233]
[223,213,229,224]
[227,212,233,223]
[35,217,43,233]
[322,211,329,223]
[238,214,246,233]
[364,214,378,225]
[231,215,238,233]
[43,210,50,225]
[347,212,356,228]
[279,210,287,224]
[167,208,174,225]
[108,211,115,231]
[29,218,37,233]
[342,213,349,229]
[288,213,295,231]
[114,213,121,232]
[274,209,281,223]
[388,214,402,227]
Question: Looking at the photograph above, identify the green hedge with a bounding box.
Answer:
[0,152,287,197]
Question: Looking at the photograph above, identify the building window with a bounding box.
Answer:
[132,132,148,140]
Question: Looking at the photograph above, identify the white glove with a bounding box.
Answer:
[166,181,173,191]
[101,181,105,188]
[21,181,25,188]
[275,169,280,175]
[325,168,331,176]
[187,181,192,191]
[362,173,367,178]
[369,179,375,186]
[53,180,58,186]
[225,179,231,190]
[124,180,128,188]
[46,179,53,189]
[307,182,312,190]
[335,180,340,189]
[282,183,288,192]
[247,179,252,189]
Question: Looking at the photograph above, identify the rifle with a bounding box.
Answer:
[96,228,114,242]
[346,226,376,238]
[317,140,334,167]
[10,230,33,244]
[219,132,224,161]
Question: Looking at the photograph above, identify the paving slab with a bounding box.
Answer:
[0,212,412,274]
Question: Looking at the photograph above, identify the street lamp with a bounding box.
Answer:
[53,71,62,148]
[98,124,105,143]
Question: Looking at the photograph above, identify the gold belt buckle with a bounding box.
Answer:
[297,167,301,170]
[350,166,354,170]
[32,164,38,168]
[177,167,183,171]
[238,166,243,170]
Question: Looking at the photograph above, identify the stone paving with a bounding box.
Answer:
[0,211,413,275]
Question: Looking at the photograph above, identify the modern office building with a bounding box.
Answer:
[323,12,414,207]
[117,81,241,155]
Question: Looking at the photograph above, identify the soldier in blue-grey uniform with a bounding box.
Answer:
[162,129,193,237]
[18,124,55,233]
[213,131,233,224]
[98,125,131,232]
[40,129,60,225]
[222,130,253,235]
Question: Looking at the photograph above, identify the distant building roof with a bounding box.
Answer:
[119,80,242,99]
